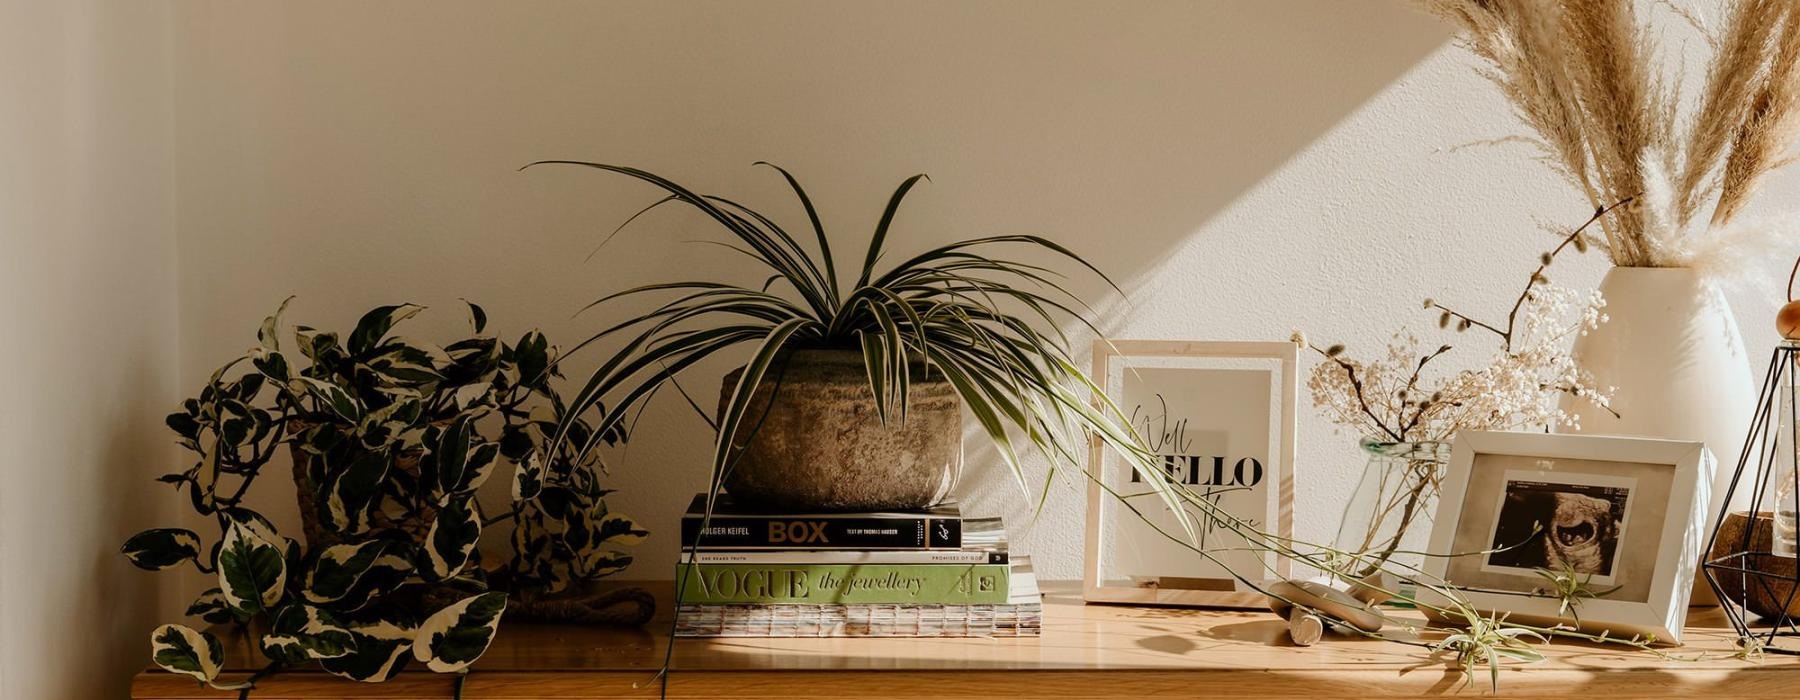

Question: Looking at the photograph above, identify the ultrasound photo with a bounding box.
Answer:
[1486,479,1630,577]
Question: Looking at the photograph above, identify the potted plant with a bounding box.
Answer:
[121,300,648,692]
[1419,0,1800,532]
[525,161,1185,518]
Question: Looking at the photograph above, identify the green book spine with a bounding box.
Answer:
[676,563,1011,605]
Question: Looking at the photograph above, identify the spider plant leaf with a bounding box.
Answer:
[712,318,815,491]
[569,326,772,467]
[861,297,909,418]
[525,161,822,309]
[756,161,837,303]
[703,196,832,317]
[857,330,888,425]
[856,173,929,289]
[586,194,680,261]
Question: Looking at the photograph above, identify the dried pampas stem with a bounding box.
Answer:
[1419,0,1800,271]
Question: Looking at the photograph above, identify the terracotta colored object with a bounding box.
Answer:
[1708,510,1800,621]
[718,349,962,511]
[1779,300,1800,340]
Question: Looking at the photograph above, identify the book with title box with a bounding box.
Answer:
[673,493,1041,637]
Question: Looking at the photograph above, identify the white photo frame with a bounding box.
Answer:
[1419,431,1714,644]
[1083,340,1297,608]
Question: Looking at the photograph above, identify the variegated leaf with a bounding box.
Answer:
[512,452,544,502]
[216,520,286,614]
[364,341,448,389]
[578,549,633,579]
[348,304,425,355]
[150,624,224,683]
[412,592,507,673]
[320,618,415,683]
[185,588,237,625]
[257,296,294,353]
[448,442,500,499]
[121,528,202,571]
[223,508,298,560]
[305,540,397,605]
[295,326,341,363]
[513,331,550,385]
[450,382,490,411]
[293,376,363,422]
[596,512,648,546]
[260,604,356,663]
[423,499,481,581]
[464,300,487,335]
[319,450,389,533]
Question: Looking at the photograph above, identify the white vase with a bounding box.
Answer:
[1561,267,1753,604]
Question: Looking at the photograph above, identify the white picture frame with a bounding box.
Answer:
[1083,340,1297,608]
[1419,431,1714,644]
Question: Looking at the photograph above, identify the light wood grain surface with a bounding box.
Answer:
[132,581,1799,699]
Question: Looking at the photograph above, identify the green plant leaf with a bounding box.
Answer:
[423,499,482,581]
[320,618,416,683]
[512,452,544,501]
[464,299,488,335]
[712,318,814,490]
[121,528,203,571]
[755,161,837,302]
[412,592,507,673]
[185,588,237,625]
[855,173,928,289]
[348,303,425,356]
[295,326,341,363]
[258,295,295,353]
[150,623,225,683]
[596,512,648,546]
[293,376,364,423]
[260,604,356,664]
[216,520,287,614]
[319,449,390,533]
[305,540,406,606]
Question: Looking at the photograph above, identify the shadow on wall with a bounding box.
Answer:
[169,0,1452,577]
[89,353,176,698]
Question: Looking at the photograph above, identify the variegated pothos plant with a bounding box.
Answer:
[123,300,645,690]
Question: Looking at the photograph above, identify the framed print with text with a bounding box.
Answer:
[1083,340,1297,609]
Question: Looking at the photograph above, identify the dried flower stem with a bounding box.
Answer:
[1430,196,1636,352]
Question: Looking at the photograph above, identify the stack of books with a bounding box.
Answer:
[672,494,1041,638]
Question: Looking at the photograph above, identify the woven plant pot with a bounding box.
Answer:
[717,348,962,512]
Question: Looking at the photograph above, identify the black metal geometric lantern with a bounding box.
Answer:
[1703,341,1800,654]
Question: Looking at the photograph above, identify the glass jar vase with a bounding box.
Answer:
[1332,438,1451,580]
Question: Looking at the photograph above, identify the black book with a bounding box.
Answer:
[679,494,986,550]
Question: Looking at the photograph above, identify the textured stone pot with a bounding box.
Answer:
[717,348,962,511]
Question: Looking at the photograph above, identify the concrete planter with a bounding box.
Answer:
[718,348,962,511]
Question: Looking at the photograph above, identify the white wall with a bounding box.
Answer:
[165,0,1796,588]
[0,1,179,698]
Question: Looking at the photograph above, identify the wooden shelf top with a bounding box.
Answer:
[134,581,1800,699]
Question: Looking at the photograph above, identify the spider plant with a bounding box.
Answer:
[523,160,1194,533]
